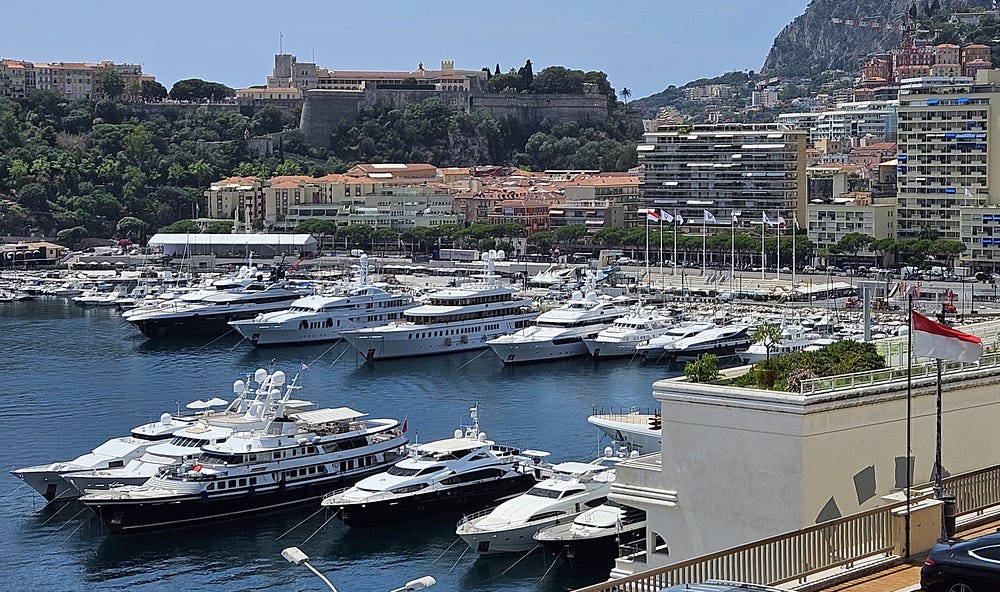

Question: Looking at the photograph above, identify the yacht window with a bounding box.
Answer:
[528,510,565,522]
[239,478,247,487]
[526,486,562,499]
[560,487,586,498]
[391,483,430,494]
[387,465,422,477]
[207,483,215,490]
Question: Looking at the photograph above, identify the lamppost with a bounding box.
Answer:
[282,547,436,592]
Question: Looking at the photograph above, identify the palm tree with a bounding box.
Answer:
[619,87,632,106]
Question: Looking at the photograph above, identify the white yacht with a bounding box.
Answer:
[62,368,311,494]
[123,279,313,339]
[228,255,416,346]
[634,321,715,361]
[487,291,630,364]
[80,379,407,533]
[740,324,821,364]
[582,307,674,359]
[533,500,646,566]
[661,324,753,360]
[455,457,616,555]
[587,409,661,455]
[340,251,537,360]
[322,404,549,527]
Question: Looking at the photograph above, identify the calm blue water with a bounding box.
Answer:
[1,298,677,592]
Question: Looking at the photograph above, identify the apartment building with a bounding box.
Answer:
[548,199,620,233]
[560,174,640,227]
[281,185,458,231]
[486,200,550,235]
[895,73,1000,250]
[0,59,152,100]
[777,101,897,143]
[637,123,807,227]
[806,195,896,255]
[205,177,266,225]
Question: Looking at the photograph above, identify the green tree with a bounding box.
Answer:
[140,80,168,101]
[100,70,125,99]
[752,323,783,365]
[527,230,556,253]
[56,225,89,248]
[168,79,235,102]
[533,66,585,94]
[160,219,200,233]
[116,216,147,242]
[205,220,233,234]
[684,354,721,383]
[619,87,632,106]
[251,106,284,135]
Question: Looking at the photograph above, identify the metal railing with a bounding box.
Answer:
[798,351,1000,395]
[572,463,1000,592]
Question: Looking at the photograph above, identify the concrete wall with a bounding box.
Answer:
[626,363,1000,568]
[470,92,609,124]
[299,90,364,146]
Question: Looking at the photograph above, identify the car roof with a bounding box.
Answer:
[936,531,1000,551]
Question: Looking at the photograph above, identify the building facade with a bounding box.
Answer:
[0,59,153,100]
[777,101,897,143]
[561,174,641,227]
[638,123,807,227]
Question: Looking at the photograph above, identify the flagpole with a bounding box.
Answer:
[792,213,797,289]
[935,356,945,541]
[777,219,781,283]
[673,215,678,277]
[645,213,650,288]
[905,293,913,559]
[659,217,664,290]
[731,214,736,292]
[761,215,765,281]
[702,215,707,277]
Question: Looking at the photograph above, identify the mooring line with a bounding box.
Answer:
[299,508,340,546]
[276,506,325,541]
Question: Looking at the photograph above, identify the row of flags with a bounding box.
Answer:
[640,209,800,228]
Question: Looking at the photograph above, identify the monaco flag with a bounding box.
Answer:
[912,311,983,362]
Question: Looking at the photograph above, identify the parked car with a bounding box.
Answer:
[921,531,1000,592]
[659,581,783,592]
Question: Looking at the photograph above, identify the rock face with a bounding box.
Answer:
[761,0,992,77]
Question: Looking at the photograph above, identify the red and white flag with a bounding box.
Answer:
[912,311,982,362]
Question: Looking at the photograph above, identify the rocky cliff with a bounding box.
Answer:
[761,0,993,78]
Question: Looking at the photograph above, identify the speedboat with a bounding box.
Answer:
[80,374,408,533]
[487,290,629,364]
[341,251,537,360]
[634,321,715,361]
[455,457,616,555]
[228,254,416,346]
[533,500,646,566]
[123,279,314,339]
[740,323,819,364]
[582,307,673,359]
[661,324,752,360]
[322,404,550,527]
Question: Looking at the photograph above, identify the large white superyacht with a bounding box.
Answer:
[340,251,537,360]
[227,254,416,346]
[487,289,630,364]
[582,306,674,359]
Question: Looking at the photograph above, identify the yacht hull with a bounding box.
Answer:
[333,473,536,527]
[128,309,271,340]
[10,468,78,502]
[489,338,593,365]
[536,524,645,567]
[84,470,381,533]
[457,513,578,555]
[587,414,661,455]
[583,339,642,359]
[343,315,536,361]
[230,324,344,346]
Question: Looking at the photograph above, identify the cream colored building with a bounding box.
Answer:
[266,54,484,92]
[610,337,1000,575]
[561,174,640,227]
[896,72,1000,242]
[204,177,265,226]
[0,59,152,100]
[281,185,458,231]
[806,195,896,254]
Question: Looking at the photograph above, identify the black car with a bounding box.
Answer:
[921,531,1000,592]
[659,581,783,592]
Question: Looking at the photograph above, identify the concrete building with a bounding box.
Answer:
[806,194,896,257]
[205,177,266,225]
[345,163,439,184]
[895,73,999,244]
[637,123,807,228]
[266,54,485,93]
[777,101,897,144]
[486,200,550,235]
[280,185,458,232]
[549,199,620,233]
[0,58,153,100]
[608,334,1000,575]
[561,174,641,227]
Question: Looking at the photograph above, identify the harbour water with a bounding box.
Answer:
[1,298,678,592]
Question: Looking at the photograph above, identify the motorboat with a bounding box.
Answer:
[740,323,819,364]
[322,404,550,526]
[228,254,416,346]
[634,321,715,360]
[80,375,407,533]
[533,500,646,567]
[487,290,630,364]
[341,251,537,360]
[661,324,752,360]
[587,408,661,455]
[123,278,314,339]
[582,307,674,359]
[62,368,312,494]
[455,456,616,555]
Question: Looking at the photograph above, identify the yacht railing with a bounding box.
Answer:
[571,463,1000,592]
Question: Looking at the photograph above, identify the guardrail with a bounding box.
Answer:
[798,351,1000,395]
[571,464,1000,592]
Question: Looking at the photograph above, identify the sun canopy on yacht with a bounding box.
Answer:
[291,407,368,424]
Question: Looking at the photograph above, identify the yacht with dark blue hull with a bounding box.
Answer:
[79,371,406,532]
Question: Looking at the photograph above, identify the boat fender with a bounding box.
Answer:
[461,334,469,344]
[444,337,452,346]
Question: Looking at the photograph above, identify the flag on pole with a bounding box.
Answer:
[965,188,974,199]
[793,214,800,230]
[674,211,685,225]
[762,212,775,226]
[660,209,673,223]
[777,214,786,228]
[300,362,310,370]
[912,311,983,362]
[731,210,741,220]
[646,210,660,222]
[401,416,408,433]
[703,210,717,224]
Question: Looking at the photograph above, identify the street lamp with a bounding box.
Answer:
[281,547,436,592]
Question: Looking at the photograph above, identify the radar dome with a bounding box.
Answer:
[454,429,463,439]
[604,446,614,457]
[271,370,286,386]
[269,388,282,400]
[254,368,268,383]
[160,412,172,425]
[233,380,246,394]
[630,450,640,459]
[478,431,486,441]
[496,250,506,260]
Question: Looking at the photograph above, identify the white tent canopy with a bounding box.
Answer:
[148,233,318,257]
